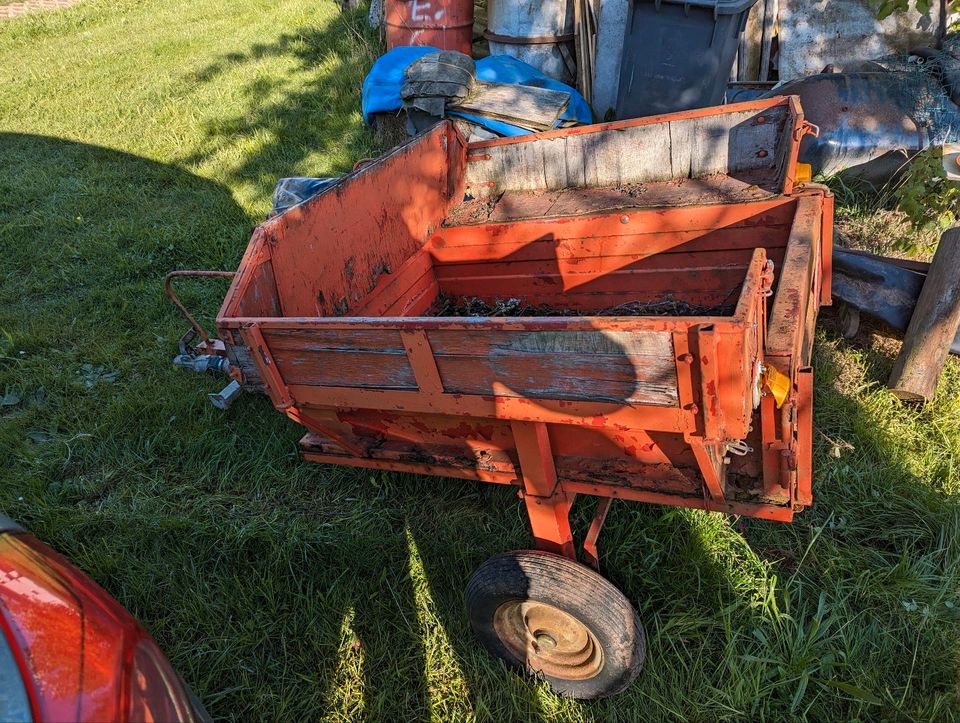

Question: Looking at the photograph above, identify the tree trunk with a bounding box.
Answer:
[888,226,960,401]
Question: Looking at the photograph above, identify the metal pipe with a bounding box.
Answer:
[172,354,231,374]
[164,270,236,346]
[209,380,243,410]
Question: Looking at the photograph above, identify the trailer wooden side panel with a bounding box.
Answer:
[214,97,829,526]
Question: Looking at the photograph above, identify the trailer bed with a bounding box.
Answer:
[164,96,835,698]
[213,98,830,526]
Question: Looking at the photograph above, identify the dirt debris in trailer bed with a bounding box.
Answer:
[426,293,738,318]
[446,174,782,226]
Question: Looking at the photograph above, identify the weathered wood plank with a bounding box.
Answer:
[463,105,789,196]
[380,269,438,317]
[445,188,795,230]
[263,328,408,353]
[271,348,416,389]
[668,119,693,178]
[888,227,960,401]
[767,197,820,357]
[427,329,674,357]
[450,82,570,131]
[228,343,264,391]
[434,352,678,405]
[351,250,434,317]
[429,230,790,269]
[435,265,749,304]
[431,246,779,285]
[425,328,678,405]
[259,324,679,404]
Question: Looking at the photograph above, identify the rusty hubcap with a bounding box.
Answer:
[493,601,604,681]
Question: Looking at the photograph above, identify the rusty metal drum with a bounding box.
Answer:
[385,0,474,55]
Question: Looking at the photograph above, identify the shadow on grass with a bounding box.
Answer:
[181,6,389,204]
[0,132,435,719]
[0,128,560,718]
[662,330,960,720]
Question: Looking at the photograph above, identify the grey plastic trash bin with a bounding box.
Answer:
[616,0,760,119]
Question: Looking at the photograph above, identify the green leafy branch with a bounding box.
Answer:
[871,0,960,25]
[890,147,960,253]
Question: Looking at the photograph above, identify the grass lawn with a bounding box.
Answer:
[1,0,959,720]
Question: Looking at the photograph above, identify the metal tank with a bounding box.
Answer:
[386,0,474,55]
[486,0,575,84]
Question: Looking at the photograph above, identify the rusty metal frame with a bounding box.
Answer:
[208,100,832,564]
[224,247,791,555]
[583,498,612,570]
[164,270,236,346]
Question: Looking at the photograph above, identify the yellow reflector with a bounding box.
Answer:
[763,365,791,408]
[795,163,813,184]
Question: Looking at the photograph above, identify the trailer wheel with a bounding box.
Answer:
[465,550,645,699]
[838,302,860,339]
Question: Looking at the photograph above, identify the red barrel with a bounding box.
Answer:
[385,0,474,55]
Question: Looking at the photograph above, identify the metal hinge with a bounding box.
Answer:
[795,121,820,142]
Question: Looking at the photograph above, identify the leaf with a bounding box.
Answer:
[820,678,883,705]
[791,673,809,712]
[740,654,780,664]
[875,1,897,19]
[1,389,22,407]
[26,431,54,444]
[78,364,119,387]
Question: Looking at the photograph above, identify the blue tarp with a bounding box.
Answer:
[361,47,593,137]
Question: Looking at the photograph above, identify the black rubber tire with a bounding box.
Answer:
[465,550,645,699]
[838,302,861,339]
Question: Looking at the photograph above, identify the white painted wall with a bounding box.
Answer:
[779,0,957,79]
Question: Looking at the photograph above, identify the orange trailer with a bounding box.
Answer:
[168,97,831,698]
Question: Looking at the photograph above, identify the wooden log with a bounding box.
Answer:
[888,226,960,401]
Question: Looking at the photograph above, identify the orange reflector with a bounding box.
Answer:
[763,364,791,408]
[795,163,813,184]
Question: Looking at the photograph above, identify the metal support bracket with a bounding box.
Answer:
[582,497,612,571]
[239,323,294,410]
[511,420,576,559]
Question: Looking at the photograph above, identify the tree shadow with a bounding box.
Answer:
[181,6,390,204]
[597,329,960,718]
[397,315,959,719]
[0,132,443,720]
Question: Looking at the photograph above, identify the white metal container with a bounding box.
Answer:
[944,144,960,182]
[486,0,575,84]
